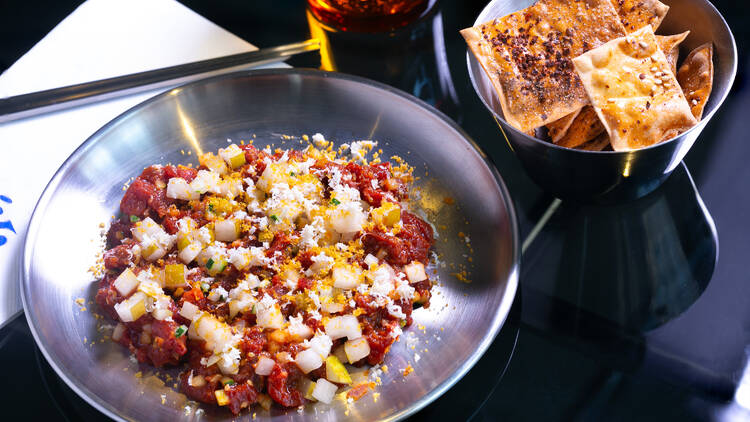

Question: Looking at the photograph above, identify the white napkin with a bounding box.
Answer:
[0,0,287,326]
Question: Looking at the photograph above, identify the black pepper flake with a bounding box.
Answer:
[646,101,651,109]
[639,73,645,80]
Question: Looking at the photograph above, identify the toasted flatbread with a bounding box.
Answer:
[677,43,714,120]
[573,26,697,151]
[548,31,688,145]
[575,132,611,151]
[461,0,627,132]
[612,0,669,33]
[557,106,607,148]
[656,31,690,75]
[546,109,582,143]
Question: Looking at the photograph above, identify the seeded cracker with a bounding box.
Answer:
[611,0,669,33]
[461,0,628,132]
[573,25,697,151]
[556,105,606,148]
[549,32,687,147]
[544,0,669,141]
[575,132,611,151]
[546,108,582,143]
[677,43,714,120]
[657,31,690,75]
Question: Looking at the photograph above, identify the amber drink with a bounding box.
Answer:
[307,0,432,32]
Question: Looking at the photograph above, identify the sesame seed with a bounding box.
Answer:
[639,41,649,49]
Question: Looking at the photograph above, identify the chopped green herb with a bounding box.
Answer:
[400,320,407,327]
[330,198,341,206]
[175,325,188,338]
[222,379,236,386]
[206,258,214,269]
[208,203,215,212]
[270,215,279,222]
[251,304,257,314]
[200,282,210,293]
[129,215,140,223]
[289,172,296,177]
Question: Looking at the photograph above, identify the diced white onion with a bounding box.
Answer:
[312,378,338,404]
[189,373,206,387]
[255,356,276,376]
[306,333,332,358]
[178,242,202,264]
[179,302,200,321]
[111,323,126,342]
[324,315,362,341]
[131,217,161,242]
[203,354,221,367]
[228,297,254,318]
[332,265,361,289]
[190,170,221,194]
[114,292,147,322]
[321,301,345,314]
[287,320,313,340]
[166,177,199,201]
[214,219,238,242]
[404,261,427,283]
[328,202,366,235]
[142,244,167,261]
[113,268,139,296]
[152,308,172,321]
[257,304,285,329]
[364,254,379,268]
[295,348,323,374]
[344,337,371,364]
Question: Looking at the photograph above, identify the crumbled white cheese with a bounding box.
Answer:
[312,133,326,146]
[349,140,377,162]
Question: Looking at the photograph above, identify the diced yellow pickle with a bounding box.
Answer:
[130,299,147,321]
[372,202,400,227]
[214,389,230,406]
[164,264,186,288]
[176,234,191,252]
[140,243,163,260]
[325,356,352,384]
[299,378,317,401]
[228,153,246,169]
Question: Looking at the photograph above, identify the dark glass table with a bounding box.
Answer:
[2,0,748,420]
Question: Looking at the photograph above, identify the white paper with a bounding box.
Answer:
[0,0,287,326]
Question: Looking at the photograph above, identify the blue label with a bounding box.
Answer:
[0,195,15,247]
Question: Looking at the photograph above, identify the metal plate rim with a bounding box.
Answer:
[21,67,520,422]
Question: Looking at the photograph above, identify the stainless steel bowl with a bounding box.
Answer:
[467,0,737,202]
[21,69,519,421]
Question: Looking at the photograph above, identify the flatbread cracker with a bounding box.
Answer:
[612,0,669,33]
[546,108,582,143]
[557,106,607,148]
[656,31,690,75]
[677,43,714,120]
[548,31,688,146]
[573,26,697,151]
[461,0,627,132]
[575,132,611,151]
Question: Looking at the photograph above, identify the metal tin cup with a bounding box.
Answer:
[467,0,737,203]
